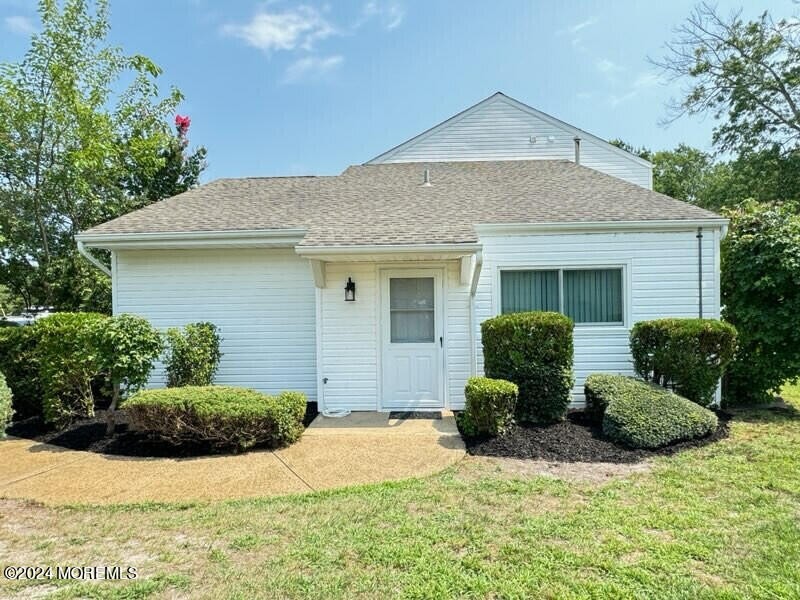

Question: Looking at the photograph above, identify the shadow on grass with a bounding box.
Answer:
[725,399,800,424]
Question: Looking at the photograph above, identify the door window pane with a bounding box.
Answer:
[390,278,435,343]
[500,270,559,314]
[563,269,623,323]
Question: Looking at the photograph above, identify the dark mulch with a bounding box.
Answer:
[461,410,732,464]
[7,401,320,458]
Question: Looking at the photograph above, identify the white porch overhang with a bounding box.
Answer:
[294,243,483,292]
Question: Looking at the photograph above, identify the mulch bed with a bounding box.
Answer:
[462,410,732,464]
[6,402,320,458]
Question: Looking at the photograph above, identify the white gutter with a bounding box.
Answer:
[474,219,729,235]
[77,239,111,277]
[76,228,308,250]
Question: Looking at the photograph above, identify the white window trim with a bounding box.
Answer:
[494,261,633,330]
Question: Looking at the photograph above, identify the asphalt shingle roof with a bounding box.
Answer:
[82,160,724,246]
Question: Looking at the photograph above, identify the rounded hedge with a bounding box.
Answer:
[583,373,623,424]
[0,326,42,419]
[123,386,306,451]
[590,375,718,449]
[458,376,518,438]
[630,318,737,407]
[35,312,107,427]
[481,311,574,424]
[0,371,12,438]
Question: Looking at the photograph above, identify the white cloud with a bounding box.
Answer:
[360,1,405,30]
[633,72,660,89]
[557,17,596,52]
[565,17,596,35]
[4,15,35,35]
[222,6,335,53]
[282,54,343,83]
[608,90,638,108]
[596,58,623,74]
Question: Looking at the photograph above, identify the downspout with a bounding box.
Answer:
[696,227,703,318]
[468,250,483,377]
[573,137,581,165]
[77,239,111,277]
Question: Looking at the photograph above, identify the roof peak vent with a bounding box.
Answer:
[422,168,432,186]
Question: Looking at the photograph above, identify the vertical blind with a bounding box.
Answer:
[500,270,559,314]
[563,269,623,323]
[500,268,623,324]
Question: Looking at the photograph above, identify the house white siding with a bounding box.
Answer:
[114,248,318,400]
[319,261,471,411]
[370,94,652,189]
[319,262,379,411]
[474,229,719,406]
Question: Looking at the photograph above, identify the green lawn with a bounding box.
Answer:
[2,386,800,599]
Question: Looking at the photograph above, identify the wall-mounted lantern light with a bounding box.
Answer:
[344,277,356,302]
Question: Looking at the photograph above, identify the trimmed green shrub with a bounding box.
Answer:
[0,326,42,419]
[481,311,574,424]
[0,371,12,438]
[584,373,623,424]
[89,314,164,436]
[124,386,306,451]
[458,376,518,437]
[164,322,222,387]
[34,312,107,427]
[630,318,737,407]
[589,374,718,449]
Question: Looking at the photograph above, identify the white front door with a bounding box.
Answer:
[381,269,444,409]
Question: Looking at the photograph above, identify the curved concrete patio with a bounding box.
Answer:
[0,412,464,505]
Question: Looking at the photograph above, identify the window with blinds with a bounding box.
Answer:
[500,268,624,324]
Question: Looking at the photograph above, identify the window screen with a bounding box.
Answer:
[389,277,435,343]
[500,268,623,324]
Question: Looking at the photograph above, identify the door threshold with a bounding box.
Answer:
[388,410,443,420]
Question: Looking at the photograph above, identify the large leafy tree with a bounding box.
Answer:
[654,2,800,155]
[0,0,206,313]
[721,201,800,404]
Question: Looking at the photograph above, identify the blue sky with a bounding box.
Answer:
[1,0,795,181]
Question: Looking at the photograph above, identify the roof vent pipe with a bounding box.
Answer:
[574,137,581,165]
[422,168,431,186]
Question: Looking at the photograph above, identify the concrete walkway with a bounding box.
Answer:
[0,412,464,505]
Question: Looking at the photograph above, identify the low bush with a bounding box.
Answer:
[589,374,718,449]
[124,386,307,451]
[0,371,12,438]
[164,322,222,387]
[34,312,107,427]
[481,311,574,424]
[584,373,623,423]
[0,326,42,419]
[458,376,518,437]
[630,318,737,407]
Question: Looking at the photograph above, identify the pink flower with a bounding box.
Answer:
[174,114,191,134]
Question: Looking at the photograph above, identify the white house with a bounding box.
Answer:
[76,92,727,411]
